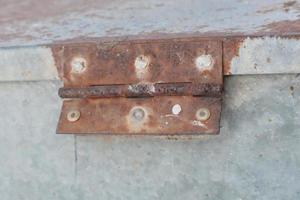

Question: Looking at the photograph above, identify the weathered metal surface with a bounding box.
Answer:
[224,36,300,75]
[1,0,300,47]
[55,38,223,135]
[223,38,243,75]
[57,97,221,135]
[58,83,222,98]
[52,39,222,87]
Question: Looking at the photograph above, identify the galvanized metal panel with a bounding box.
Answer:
[0,47,58,81]
[0,75,299,199]
[224,37,300,75]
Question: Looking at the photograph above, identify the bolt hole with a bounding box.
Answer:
[131,107,146,122]
[196,108,210,121]
[172,104,182,115]
[67,110,81,122]
[71,57,87,73]
[135,55,149,70]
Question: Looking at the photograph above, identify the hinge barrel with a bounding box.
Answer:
[58,83,222,98]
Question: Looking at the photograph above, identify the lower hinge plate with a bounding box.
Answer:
[58,97,221,135]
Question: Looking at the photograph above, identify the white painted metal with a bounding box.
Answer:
[1,0,300,47]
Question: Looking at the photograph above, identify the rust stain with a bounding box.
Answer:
[256,1,298,14]
[57,97,221,135]
[54,36,223,135]
[52,38,222,87]
[222,38,244,75]
[51,45,65,80]
[261,19,300,34]
[283,1,297,12]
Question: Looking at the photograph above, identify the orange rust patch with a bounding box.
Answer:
[261,19,300,34]
[222,38,244,75]
[51,39,222,87]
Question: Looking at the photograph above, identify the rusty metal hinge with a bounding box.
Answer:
[53,38,223,135]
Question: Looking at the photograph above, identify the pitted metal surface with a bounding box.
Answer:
[55,38,223,135]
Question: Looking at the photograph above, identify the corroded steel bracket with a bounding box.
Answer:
[53,38,223,135]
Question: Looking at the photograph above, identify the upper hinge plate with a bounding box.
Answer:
[53,38,223,135]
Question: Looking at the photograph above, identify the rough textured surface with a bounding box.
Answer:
[0,81,78,199]
[0,47,58,81]
[0,75,299,199]
[57,96,222,135]
[2,36,300,82]
[1,0,300,47]
[226,37,300,75]
[52,39,222,86]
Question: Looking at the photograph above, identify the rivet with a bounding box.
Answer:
[67,110,81,122]
[131,107,146,121]
[195,54,214,70]
[71,57,87,73]
[196,108,210,121]
[135,55,149,70]
[172,104,182,115]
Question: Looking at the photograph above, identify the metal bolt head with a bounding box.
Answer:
[135,55,149,70]
[195,54,214,71]
[196,108,210,121]
[131,107,146,121]
[172,104,182,115]
[71,57,87,73]
[67,110,81,122]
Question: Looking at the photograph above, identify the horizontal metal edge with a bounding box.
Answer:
[1,36,300,82]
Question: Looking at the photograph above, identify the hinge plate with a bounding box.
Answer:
[53,38,223,135]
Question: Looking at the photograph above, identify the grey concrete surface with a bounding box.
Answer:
[0,75,299,199]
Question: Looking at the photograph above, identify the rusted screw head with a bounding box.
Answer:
[67,110,81,122]
[131,107,146,121]
[195,54,214,71]
[71,57,87,73]
[135,55,149,70]
[172,104,182,115]
[196,108,210,121]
